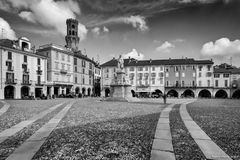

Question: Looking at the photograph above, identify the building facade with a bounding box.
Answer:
[36,44,74,97]
[101,57,219,98]
[0,37,47,99]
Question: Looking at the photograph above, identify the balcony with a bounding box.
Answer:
[7,66,14,71]
[60,69,67,74]
[37,70,43,75]
[23,68,30,73]
[165,84,197,88]
[5,79,17,84]
[21,80,32,85]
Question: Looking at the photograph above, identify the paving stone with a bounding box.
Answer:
[155,127,172,140]
[150,150,175,160]
[156,123,170,130]
[6,101,75,160]
[158,118,169,124]
[0,102,10,116]
[183,121,201,131]
[152,139,173,152]
[195,140,232,160]
[0,103,64,143]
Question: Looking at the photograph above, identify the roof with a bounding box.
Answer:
[0,39,14,48]
[213,63,240,74]
[101,58,214,67]
[74,51,96,64]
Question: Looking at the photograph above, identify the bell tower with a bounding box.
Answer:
[65,18,80,51]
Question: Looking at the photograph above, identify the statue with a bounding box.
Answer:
[117,55,124,71]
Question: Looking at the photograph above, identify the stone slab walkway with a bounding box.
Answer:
[0,102,65,144]
[180,103,232,160]
[150,103,176,160]
[0,101,10,117]
[6,100,76,160]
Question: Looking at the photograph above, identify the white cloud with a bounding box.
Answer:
[103,26,109,33]
[102,15,149,32]
[201,38,240,57]
[122,49,145,60]
[4,0,88,40]
[156,41,175,53]
[91,27,101,36]
[0,17,17,40]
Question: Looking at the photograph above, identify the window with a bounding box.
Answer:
[62,54,65,61]
[182,72,185,77]
[182,81,185,87]
[159,72,164,77]
[199,66,202,71]
[182,66,186,70]
[152,80,155,85]
[75,66,77,72]
[215,80,218,87]
[82,68,85,74]
[176,72,179,77]
[37,58,41,65]
[176,81,179,87]
[166,73,169,77]
[113,68,116,72]
[165,67,169,72]
[206,72,212,77]
[61,63,65,70]
[24,55,27,63]
[138,67,143,71]
[175,66,179,72]
[145,80,148,85]
[207,65,211,71]
[82,60,86,67]
[225,80,228,87]
[67,65,70,71]
[82,77,85,84]
[152,67,155,71]
[193,72,196,77]
[192,66,195,70]
[160,66,163,71]
[90,63,93,70]
[207,80,210,87]
[192,81,195,86]
[214,74,220,78]
[56,52,59,60]
[130,67,134,71]
[199,81,202,87]
[223,74,229,78]
[8,52,12,60]
[166,81,169,87]
[74,58,77,65]
[199,72,202,77]
[75,77,77,83]
[37,75,41,84]
[151,73,156,77]
[145,67,148,71]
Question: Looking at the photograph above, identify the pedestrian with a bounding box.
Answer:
[163,93,167,104]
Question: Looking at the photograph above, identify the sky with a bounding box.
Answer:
[0,0,240,66]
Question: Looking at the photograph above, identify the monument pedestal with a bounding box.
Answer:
[105,71,139,102]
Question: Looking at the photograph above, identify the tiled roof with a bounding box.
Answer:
[101,58,213,67]
[0,39,14,48]
[214,67,240,74]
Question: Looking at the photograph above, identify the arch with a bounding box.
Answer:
[105,88,110,97]
[167,89,178,98]
[4,85,15,99]
[82,88,86,95]
[66,88,70,94]
[72,24,75,29]
[198,89,211,98]
[72,30,75,35]
[155,89,163,96]
[21,86,30,98]
[182,89,195,98]
[75,87,80,94]
[232,90,240,99]
[131,90,136,97]
[87,88,91,96]
[215,90,228,99]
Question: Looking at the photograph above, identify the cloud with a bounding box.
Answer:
[201,38,240,57]
[100,15,149,32]
[122,49,145,60]
[103,26,109,33]
[91,26,110,37]
[3,0,88,41]
[156,41,175,53]
[0,17,17,40]
[91,27,101,36]
[179,0,232,4]
[172,39,185,43]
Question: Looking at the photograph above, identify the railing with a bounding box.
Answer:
[22,80,31,85]
[5,79,17,84]
[60,69,68,74]
[7,66,14,71]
